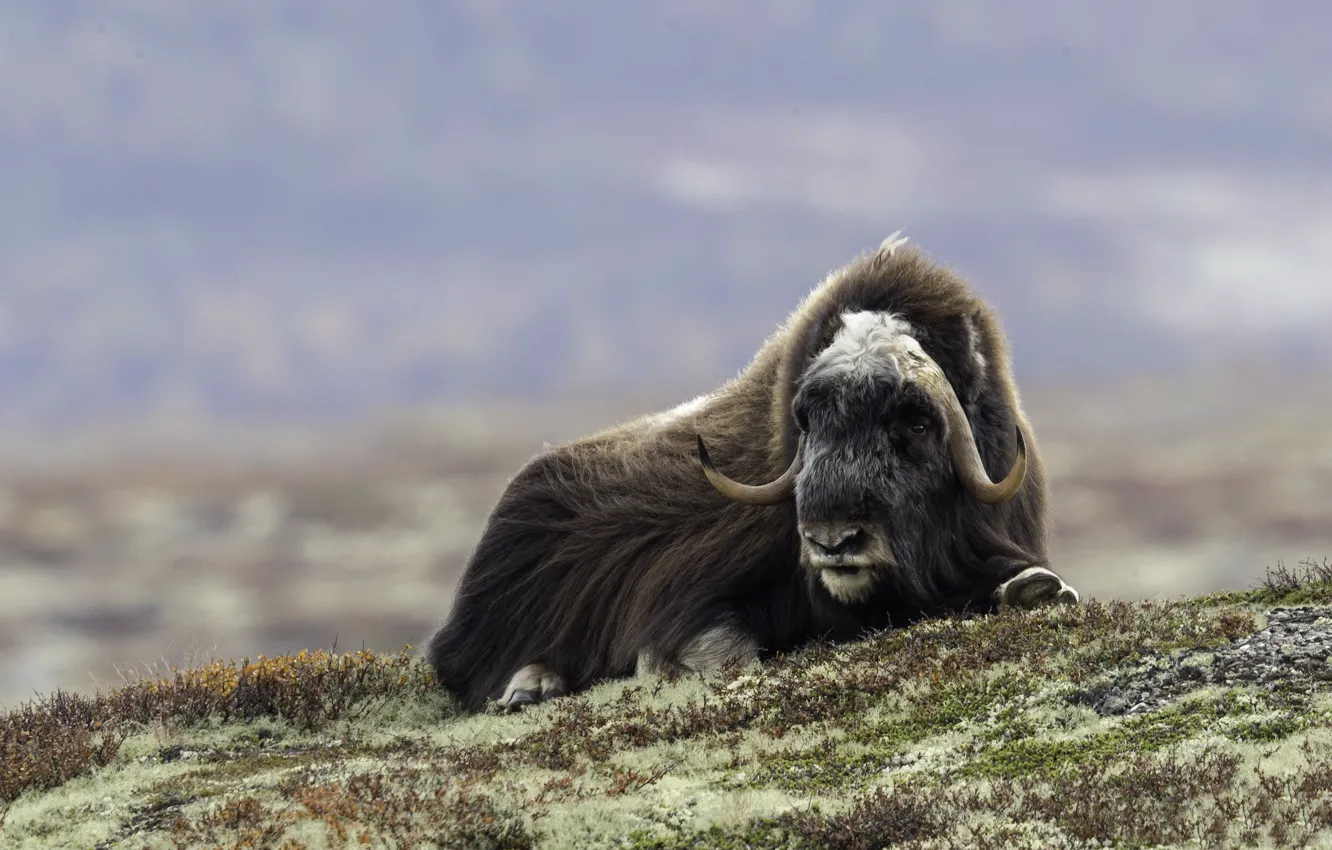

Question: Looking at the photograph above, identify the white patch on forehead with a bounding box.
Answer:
[814,310,918,379]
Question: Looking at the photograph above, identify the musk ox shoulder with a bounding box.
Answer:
[425,235,1079,713]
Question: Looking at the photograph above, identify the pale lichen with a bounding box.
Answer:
[5,586,1332,849]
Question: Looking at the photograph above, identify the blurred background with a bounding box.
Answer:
[2,2,1331,708]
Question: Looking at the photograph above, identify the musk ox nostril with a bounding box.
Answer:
[803,526,863,556]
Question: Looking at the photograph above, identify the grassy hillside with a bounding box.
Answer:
[4,559,1332,849]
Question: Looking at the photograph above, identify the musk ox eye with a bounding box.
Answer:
[793,404,810,432]
[909,421,928,436]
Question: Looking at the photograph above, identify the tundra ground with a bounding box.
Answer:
[4,559,1332,849]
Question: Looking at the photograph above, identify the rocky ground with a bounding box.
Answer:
[3,563,1332,849]
[1072,604,1332,717]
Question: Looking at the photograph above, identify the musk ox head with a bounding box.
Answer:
[697,310,1025,604]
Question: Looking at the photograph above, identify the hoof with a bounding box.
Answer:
[496,663,568,713]
[505,689,538,712]
[998,567,1082,610]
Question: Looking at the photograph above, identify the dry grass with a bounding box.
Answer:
[0,647,435,804]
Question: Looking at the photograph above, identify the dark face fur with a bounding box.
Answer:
[789,311,960,603]
[695,306,1028,605]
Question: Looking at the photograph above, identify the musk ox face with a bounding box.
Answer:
[789,314,954,602]
[697,310,1027,604]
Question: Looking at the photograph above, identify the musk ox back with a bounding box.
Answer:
[426,235,1079,713]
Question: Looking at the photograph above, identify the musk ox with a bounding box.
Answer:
[426,234,1079,713]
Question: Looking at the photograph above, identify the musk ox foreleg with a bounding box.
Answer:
[500,663,567,712]
[995,566,1080,609]
[635,621,761,678]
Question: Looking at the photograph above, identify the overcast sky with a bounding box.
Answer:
[2,2,1330,423]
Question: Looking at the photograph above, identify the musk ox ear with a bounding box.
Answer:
[934,310,988,410]
[962,310,989,386]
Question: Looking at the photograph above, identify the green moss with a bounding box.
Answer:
[1250,585,1332,605]
[1229,714,1311,743]
[110,788,207,844]
[1244,557,1332,605]
[621,819,805,850]
[854,671,1041,747]
[1182,589,1265,608]
[969,726,1174,780]
[1201,583,1330,608]
[966,689,1317,780]
[624,782,945,850]
[727,670,1047,795]
[182,749,327,783]
[1222,689,1322,743]
[982,716,1038,745]
[731,738,893,794]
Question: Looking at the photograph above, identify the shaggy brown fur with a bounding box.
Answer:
[426,240,1052,712]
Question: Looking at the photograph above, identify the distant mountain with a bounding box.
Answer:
[1,2,1330,425]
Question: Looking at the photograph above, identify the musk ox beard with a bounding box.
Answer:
[425,234,1080,713]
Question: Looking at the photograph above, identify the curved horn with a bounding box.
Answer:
[696,433,804,506]
[898,342,1026,505]
[945,417,1027,505]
